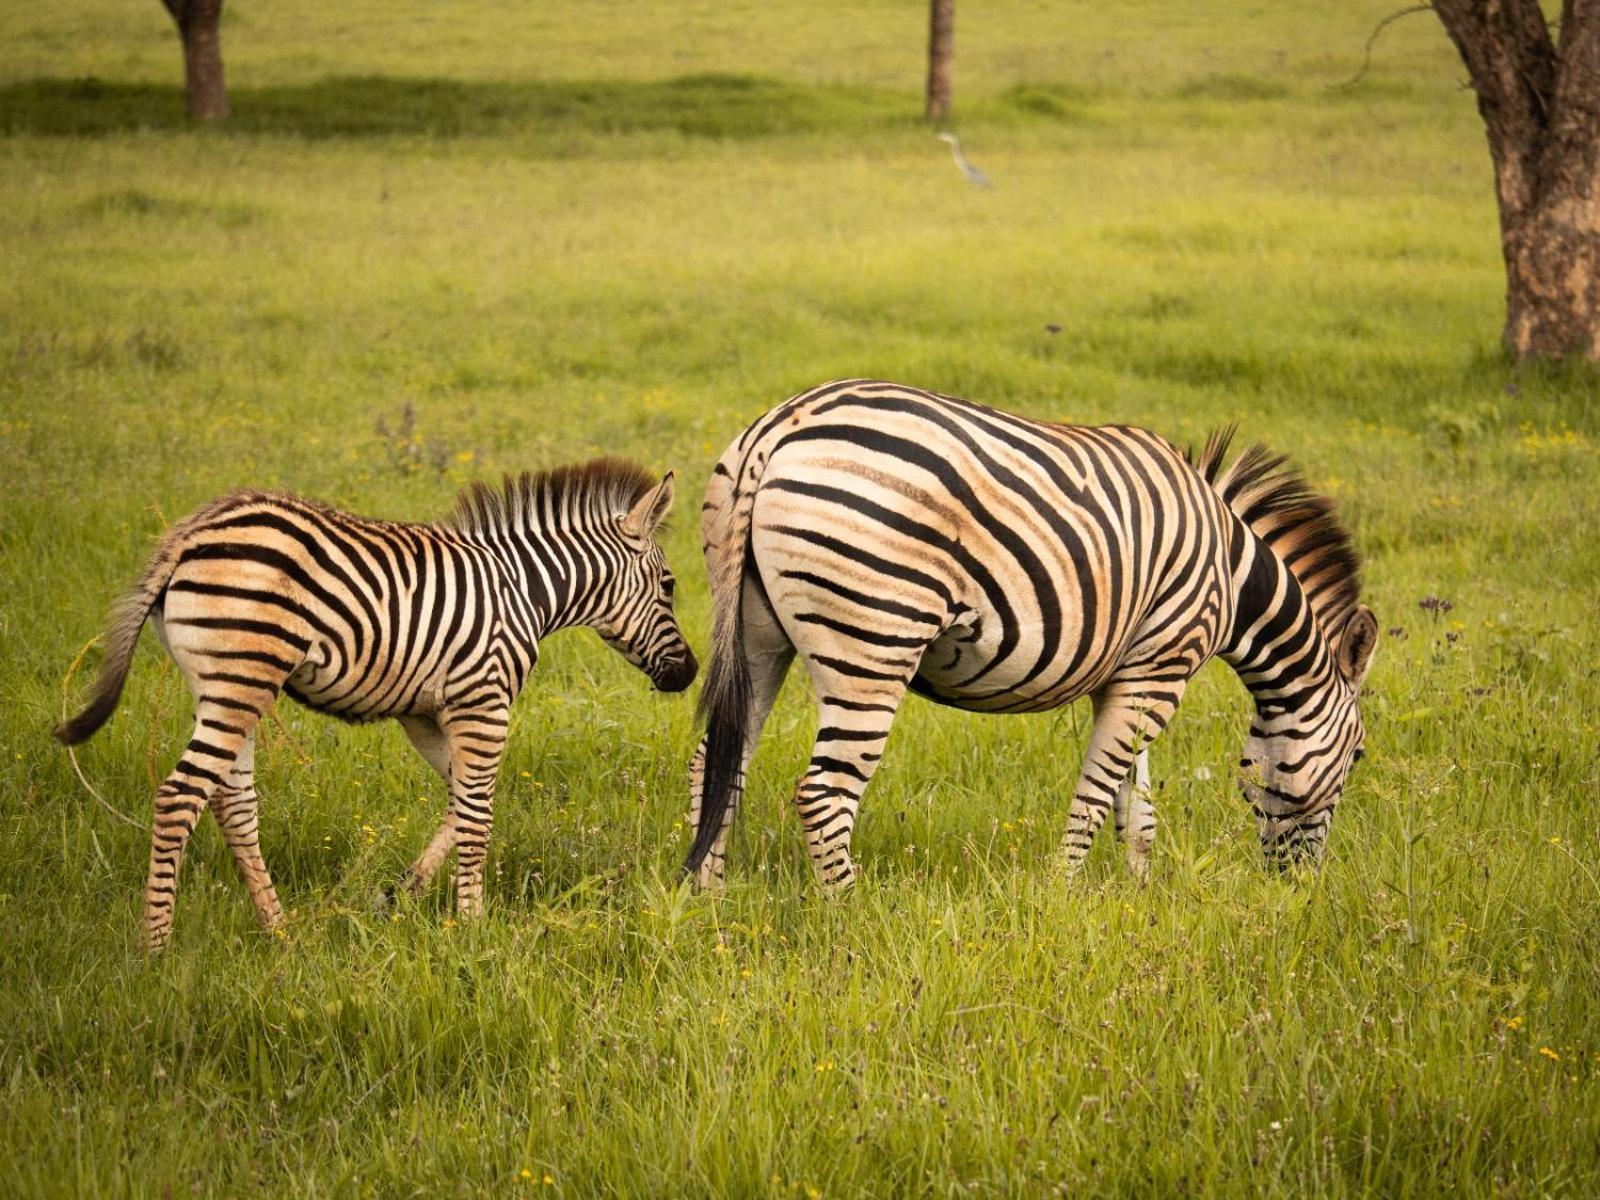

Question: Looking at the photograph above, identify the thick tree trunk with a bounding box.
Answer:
[1502,178,1600,358]
[162,0,229,121]
[1434,0,1600,359]
[926,0,955,122]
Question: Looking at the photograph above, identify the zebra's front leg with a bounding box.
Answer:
[1057,689,1180,879]
[1112,748,1156,882]
[398,704,508,917]
[442,703,509,918]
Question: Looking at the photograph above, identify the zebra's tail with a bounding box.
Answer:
[54,532,186,746]
[682,457,759,880]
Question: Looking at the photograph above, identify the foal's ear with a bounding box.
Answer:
[1336,604,1378,686]
[621,471,676,539]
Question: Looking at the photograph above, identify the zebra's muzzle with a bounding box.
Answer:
[653,650,698,693]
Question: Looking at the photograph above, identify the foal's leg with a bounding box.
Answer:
[399,714,452,781]
[148,592,300,951]
[207,732,285,932]
[397,702,510,917]
[381,714,453,907]
[143,702,261,953]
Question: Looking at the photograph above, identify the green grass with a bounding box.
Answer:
[2,2,1598,1195]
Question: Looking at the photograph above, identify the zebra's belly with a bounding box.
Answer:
[910,621,1113,714]
[284,644,443,724]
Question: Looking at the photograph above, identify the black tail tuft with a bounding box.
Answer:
[56,547,173,748]
[682,602,752,878]
[53,683,125,746]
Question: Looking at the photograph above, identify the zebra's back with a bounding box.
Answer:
[728,380,1235,713]
[155,490,524,724]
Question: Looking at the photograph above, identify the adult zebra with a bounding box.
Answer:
[684,380,1376,890]
[57,461,696,952]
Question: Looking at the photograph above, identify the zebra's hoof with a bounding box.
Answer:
[1047,850,1087,882]
[1125,850,1153,883]
[693,867,727,895]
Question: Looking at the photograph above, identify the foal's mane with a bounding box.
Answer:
[1190,427,1363,636]
[448,458,656,535]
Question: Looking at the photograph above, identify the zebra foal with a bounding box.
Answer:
[57,460,696,952]
[684,380,1377,891]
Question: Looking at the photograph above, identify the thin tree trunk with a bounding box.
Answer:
[162,0,229,122]
[926,0,954,123]
[1434,0,1600,359]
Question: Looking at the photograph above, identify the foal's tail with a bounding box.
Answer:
[54,512,203,745]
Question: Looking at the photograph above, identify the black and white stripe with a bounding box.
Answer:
[684,380,1375,890]
[58,460,695,951]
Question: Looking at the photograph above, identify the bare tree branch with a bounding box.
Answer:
[1332,5,1434,90]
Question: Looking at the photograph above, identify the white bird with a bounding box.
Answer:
[937,131,994,188]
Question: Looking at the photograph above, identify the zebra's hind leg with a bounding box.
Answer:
[687,590,794,890]
[380,715,454,910]
[1057,688,1180,880]
[143,701,263,953]
[207,732,284,933]
[792,675,912,897]
[1111,748,1156,881]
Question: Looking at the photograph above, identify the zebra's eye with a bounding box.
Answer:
[662,576,676,598]
[1352,747,1365,765]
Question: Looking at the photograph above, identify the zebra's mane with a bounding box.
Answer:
[447,458,657,536]
[1190,426,1362,636]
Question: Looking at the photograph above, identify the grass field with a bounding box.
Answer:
[2,2,1598,1195]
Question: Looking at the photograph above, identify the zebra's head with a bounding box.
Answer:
[1239,604,1378,870]
[589,471,698,694]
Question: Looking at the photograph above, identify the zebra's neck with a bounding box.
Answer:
[473,520,601,639]
[1219,525,1339,718]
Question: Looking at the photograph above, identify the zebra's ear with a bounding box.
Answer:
[622,471,676,539]
[1336,604,1378,687]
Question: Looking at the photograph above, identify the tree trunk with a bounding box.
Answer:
[1434,0,1600,359]
[926,0,955,123]
[1502,177,1600,359]
[162,0,229,121]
